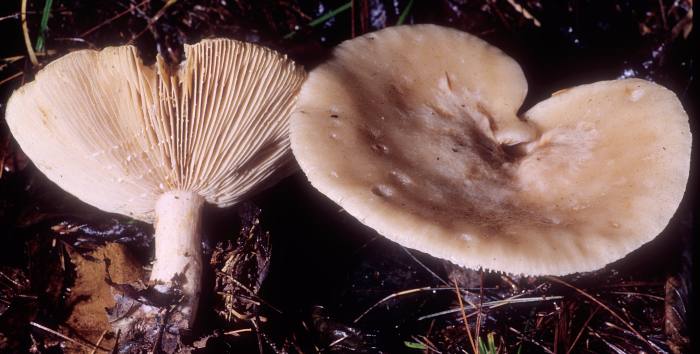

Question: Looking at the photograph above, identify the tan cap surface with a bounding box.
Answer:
[6,39,306,222]
[290,25,691,275]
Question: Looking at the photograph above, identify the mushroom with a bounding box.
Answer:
[5,39,306,322]
[290,25,691,275]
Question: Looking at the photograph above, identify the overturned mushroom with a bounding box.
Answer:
[6,39,306,323]
[290,25,691,275]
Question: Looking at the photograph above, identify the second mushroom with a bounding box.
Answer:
[290,25,691,276]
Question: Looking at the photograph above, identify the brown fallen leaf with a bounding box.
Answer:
[63,243,143,353]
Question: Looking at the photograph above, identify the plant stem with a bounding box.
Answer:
[151,190,205,324]
[20,0,38,66]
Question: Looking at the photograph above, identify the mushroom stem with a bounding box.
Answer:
[150,190,205,323]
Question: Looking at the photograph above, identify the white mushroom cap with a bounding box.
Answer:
[6,39,306,222]
[290,25,691,275]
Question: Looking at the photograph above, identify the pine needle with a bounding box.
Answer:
[546,276,659,354]
[455,279,477,354]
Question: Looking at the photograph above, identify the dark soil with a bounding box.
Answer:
[0,1,696,353]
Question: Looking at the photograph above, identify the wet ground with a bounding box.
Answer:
[0,1,696,353]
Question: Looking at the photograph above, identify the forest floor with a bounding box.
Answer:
[0,1,696,353]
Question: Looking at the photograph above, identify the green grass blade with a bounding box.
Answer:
[35,0,53,52]
[309,1,352,27]
[284,1,352,39]
[487,332,496,351]
[478,337,488,354]
[397,0,414,25]
[404,341,427,350]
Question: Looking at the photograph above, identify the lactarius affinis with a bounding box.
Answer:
[5,39,306,323]
[290,25,691,276]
